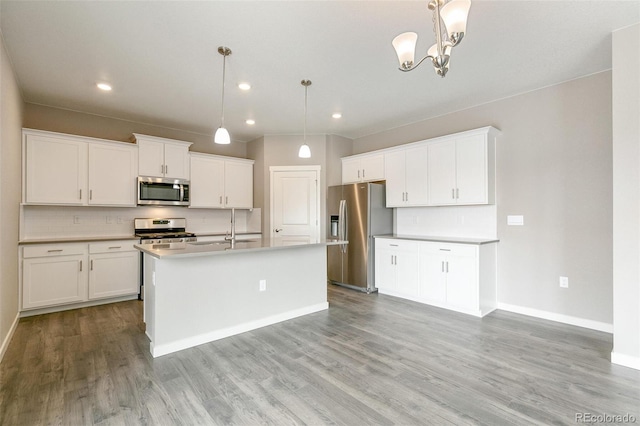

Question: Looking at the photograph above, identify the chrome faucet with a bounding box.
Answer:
[225,208,236,242]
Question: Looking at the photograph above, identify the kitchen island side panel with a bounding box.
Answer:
[148,244,328,356]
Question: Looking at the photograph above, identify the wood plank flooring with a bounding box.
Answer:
[1,285,639,425]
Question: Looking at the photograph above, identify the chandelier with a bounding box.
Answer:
[392,0,470,77]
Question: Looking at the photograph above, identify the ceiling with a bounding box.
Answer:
[1,1,638,143]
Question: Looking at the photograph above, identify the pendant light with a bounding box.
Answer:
[298,80,312,158]
[214,46,232,144]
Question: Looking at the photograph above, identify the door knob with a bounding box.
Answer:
[274,229,283,233]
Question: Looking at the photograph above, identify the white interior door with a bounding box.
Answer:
[270,167,320,243]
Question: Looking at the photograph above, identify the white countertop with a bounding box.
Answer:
[18,232,262,245]
[374,234,499,245]
[136,237,347,259]
[19,235,139,245]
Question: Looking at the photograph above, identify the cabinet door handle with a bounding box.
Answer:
[390,244,398,247]
[225,196,228,205]
[439,248,451,251]
[446,261,449,273]
[79,260,83,272]
[452,188,455,199]
[79,189,82,200]
[219,196,223,205]
[108,246,121,249]
[456,188,459,199]
[90,260,94,271]
[406,192,409,202]
[442,261,444,272]
[47,249,63,253]
[362,169,365,179]
[391,255,394,265]
[89,189,93,200]
[165,165,168,174]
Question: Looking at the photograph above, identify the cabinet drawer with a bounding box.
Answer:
[89,240,137,254]
[23,243,87,258]
[375,238,420,251]
[420,242,477,257]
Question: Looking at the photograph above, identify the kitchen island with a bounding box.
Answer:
[136,238,346,357]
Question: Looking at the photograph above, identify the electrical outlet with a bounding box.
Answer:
[259,279,267,292]
[73,215,81,224]
[559,276,569,288]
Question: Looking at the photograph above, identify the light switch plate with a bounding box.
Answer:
[507,215,524,226]
[559,276,569,288]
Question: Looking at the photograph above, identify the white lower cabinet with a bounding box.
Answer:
[419,243,479,312]
[21,240,139,312]
[375,239,420,297]
[375,237,497,317]
[22,244,88,309]
[89,242,139,300]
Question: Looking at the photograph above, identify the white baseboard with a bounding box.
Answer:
[0,313,20,364]
[611,351,640,371]
[497,302,613,333]
[152,302,329,357]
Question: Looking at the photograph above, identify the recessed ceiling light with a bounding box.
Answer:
[332,113,342,119]
[246,119,255,125]
[97,83,112,91]
[238,83,251,91]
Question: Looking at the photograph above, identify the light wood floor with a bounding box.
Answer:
[1,285,639,425]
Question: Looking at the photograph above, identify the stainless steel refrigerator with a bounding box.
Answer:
[327,182,393,293]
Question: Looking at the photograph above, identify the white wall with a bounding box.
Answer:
[353,72,614,329]
[0,24,24,361]
[612,23,640,370]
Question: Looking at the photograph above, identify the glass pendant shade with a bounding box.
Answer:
[298,143,311,158]
[440,0,471,36]
[428,43,452,62]
[214,127,231,144]
[392,32,418,68]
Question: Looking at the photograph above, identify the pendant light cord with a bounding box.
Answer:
[304,84,307,144]
[220,53,226,127]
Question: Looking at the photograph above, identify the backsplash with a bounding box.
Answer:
[395,205,497,239]
[20,205,261,240]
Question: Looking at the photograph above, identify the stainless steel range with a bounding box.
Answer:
[135,218,196,300]
[135,218,197,244]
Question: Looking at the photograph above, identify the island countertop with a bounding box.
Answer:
[135,237,347,259]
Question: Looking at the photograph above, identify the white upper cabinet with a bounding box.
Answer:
[344,126,498,208]
[24,132,88,205]
[23,129,137,207]
[384,145,428,207]
[134,134,192,179]
[341,153,384,184]
[88,142,137,206]
[190,155,225,208]
[428,132,495,206]
[189,153,253,209]
[224,159,253,209]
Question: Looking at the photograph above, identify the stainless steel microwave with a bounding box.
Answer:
[137,176,190,206]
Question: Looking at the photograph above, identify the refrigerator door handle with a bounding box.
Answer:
[339,199,347,253]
